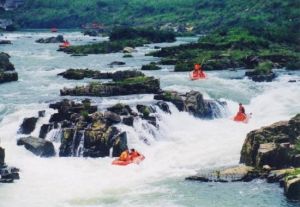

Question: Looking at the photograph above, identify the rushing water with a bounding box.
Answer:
[0,31,299,207]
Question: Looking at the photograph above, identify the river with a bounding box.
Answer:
[0,31,299,207]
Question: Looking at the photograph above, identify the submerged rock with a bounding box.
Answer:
[0,40,12,44]
[108,61,125,67]
[245,70,276,82]
[186,165,257,182]
[17,136,55,157]
[36,35,64,43]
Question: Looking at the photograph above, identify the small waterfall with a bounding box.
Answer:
[75,131,85,157]
[45,123,62,142]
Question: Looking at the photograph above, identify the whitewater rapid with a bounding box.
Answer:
[0,31,299,207]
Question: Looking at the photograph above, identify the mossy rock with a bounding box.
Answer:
[254,61,273,75]
[141,62,161,70]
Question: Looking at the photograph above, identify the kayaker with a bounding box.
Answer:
[192,64,206,79]
[119,149,131,161]
[239,103,246,115]
[129,148,141,159]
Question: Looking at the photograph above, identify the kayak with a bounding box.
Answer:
[112,155,145,166]
[234,113,250,123]
[190,71,206,80]
[59,43,70,49]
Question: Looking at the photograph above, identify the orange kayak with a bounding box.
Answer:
[112,155,145,166]
[234,113,249,123]
[190,71,206,80]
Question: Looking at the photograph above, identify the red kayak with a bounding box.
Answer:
[190,71,206,80]
[59,42,71,49]
[234,113,249,123]
[112,155,145,166]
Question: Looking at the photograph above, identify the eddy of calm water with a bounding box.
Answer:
[0,31,300,207]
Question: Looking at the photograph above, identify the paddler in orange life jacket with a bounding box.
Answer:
[129,148,141,160]
[192,64,206,79]
[239,103,245,115]
[119,149,131,161]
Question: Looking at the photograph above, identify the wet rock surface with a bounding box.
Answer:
[17,136,55,157]
[60,76,160,97]
[0,146,20,183]
[240,114,300,168]
[154,90,226,119]
[0,52,18,84]
[36,35,64,43]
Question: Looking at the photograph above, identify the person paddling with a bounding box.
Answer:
[129,148,141,160]
[234,103,247,122]
[191,63,206,79]
[119,149,131,161]
[239,103,246,115]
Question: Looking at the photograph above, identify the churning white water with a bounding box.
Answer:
[0,31,299,207]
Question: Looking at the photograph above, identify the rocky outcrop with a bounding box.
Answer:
[141,62,161,70]
[0,52,15,71]
[60,76,160,97]
[0,71,18,83]
[108,61,125,67]
[186,165,257,182]
[240,114,300,169]
[44,99,130,158]
[245,70,276,82]
[0,146,20,183]
[36,35,64,43]
[0,40,12,44]
[58,69,105,80]
[284,174,300,200]
[0,52,18,84]
[58,69,144,81]
[154,90,225,119]
[17,136,55,157]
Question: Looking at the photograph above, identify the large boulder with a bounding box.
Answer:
[60,76,160,97]
[0,40,12,44]
[36,35,64,43]
[245,70,276,82]
[107,103,133,116]
[240,114,300,168]
[0,52,18,84]
[154,90,225,119]
[0,71,18,83]
[284,174,300,200]
[154,91,185,111]
[112,132,128,157]
[0,52,15,71]
[58,68,111,80]
[19,117,38,134]
[17,136,55,157]
[186,165,257,182]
